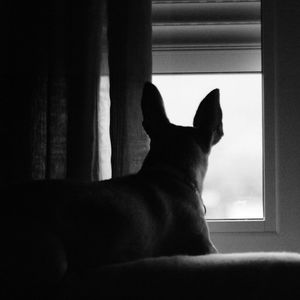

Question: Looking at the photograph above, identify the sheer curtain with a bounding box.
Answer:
[2,0,152,184]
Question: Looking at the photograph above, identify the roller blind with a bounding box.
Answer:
[152,0,261,73]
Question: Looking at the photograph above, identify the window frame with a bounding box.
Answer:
[152,0,277,233]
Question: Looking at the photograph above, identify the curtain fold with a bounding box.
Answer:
[65,0,106,181]
[1,0,152,184]
[108,0,152,177]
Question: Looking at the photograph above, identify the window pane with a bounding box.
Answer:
[152,74,263,220]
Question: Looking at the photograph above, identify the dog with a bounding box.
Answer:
[1,82,223,273]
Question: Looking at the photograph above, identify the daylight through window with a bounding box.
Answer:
[152,74,263,220]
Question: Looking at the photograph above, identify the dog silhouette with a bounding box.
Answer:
[1,82,223,273]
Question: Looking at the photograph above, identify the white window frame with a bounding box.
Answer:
[152,0,277,234]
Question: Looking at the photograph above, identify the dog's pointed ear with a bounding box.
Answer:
[142,82,170,136]
[193,89,223,150]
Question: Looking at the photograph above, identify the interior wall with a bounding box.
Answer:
[211,0,300,253]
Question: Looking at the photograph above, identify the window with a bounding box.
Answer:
[153,73,263,220]
[152,0,277,232]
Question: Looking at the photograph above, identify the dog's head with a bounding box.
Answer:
[141,82,223,187]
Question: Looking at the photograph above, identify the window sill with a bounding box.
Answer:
[208,219,278,233]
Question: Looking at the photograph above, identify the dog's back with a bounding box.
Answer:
[2,82,223,271]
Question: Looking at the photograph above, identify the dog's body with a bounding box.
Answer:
[2,83,223,271]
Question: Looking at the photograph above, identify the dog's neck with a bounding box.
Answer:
[140,159,205,194]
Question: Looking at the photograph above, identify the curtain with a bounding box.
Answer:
[108,1,152,177]
[1,0,152,184]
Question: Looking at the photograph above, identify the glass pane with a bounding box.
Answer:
[152,74,263,220]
